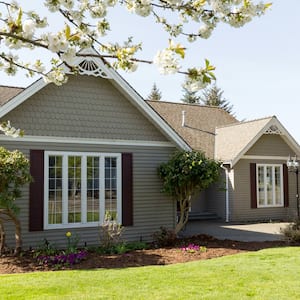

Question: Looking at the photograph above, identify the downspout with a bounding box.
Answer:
[221,164,230,223]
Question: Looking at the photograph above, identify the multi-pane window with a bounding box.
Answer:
[257,164,283,207]
[45,152,121,229]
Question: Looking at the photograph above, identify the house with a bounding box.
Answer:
[0,52,190,249]
[1,50,299,249]
[148,101,300,223]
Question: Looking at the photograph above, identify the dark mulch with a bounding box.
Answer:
[0,235,289,274]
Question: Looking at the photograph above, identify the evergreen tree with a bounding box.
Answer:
[147,83,162,101]
[181,87,200,104]
[200,85,235,115]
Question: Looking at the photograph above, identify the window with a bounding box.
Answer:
[44,151,122,229]
[256,164,283,207]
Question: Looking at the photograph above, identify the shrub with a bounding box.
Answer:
[152,226,177,248]
[99,213,124,250]
[281,220,300,243]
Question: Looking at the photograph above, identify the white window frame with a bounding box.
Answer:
[44,151,122,229]
[256,164,284,208]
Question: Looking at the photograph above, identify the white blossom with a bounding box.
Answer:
[22,19,36,39]
[44,0,61,12]
[153,49,180,75]
[32,60,46,73]
[60,47,77,65]
[90,4,107,18]
[183,74,209,92]
[60,0,74,9]
[0,121,21,138]
[126,0,152,17]
[44,68,68,85]
[199,24,213,39]
[46,32,69,52]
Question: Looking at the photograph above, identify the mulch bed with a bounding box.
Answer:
[0,235,289,274]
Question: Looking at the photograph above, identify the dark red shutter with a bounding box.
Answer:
[283,164,289,207]
[29,150,44,231]
[122,153,133,226]
[250,163,257,209]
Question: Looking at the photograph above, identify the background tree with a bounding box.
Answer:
[181,87,200,104]
[0,147,31,255]
[200,84,235,116]
[0,1,270,89]
[158,150,220,234]
[147,83,162,101]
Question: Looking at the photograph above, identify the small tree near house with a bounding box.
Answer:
[158,150,220,235]
[0,147,31,255]
[147,83,162,101]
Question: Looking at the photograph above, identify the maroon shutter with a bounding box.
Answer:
[283,164,289,207]
[250,163,257,209]
[122,153,133,226]
[29,150,44,231]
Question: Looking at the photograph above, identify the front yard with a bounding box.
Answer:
[1,246,300,299]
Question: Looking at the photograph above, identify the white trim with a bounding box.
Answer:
[221,165,230,222]
[0,78,47,118]
[44,151,122,230]
[242,155,289,161]
[0,135,175,148]
[256,164,284,208]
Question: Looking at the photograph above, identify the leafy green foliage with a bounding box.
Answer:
[159,150,220,200]
[0,147,31,213]
[158,150,220,233]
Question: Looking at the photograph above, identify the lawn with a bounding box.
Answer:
[1,247,300,300]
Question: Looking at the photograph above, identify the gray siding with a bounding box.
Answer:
[0,74,179,249]
[230,134,297,222]
[2,75,168,142]
[2,141,176,248]
[205,172,227,219]
[246,134,292,156]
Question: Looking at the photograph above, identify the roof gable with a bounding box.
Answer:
[216,116,300,166]
[0,48,190,151]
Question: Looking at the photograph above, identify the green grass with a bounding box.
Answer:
[1,247,300,299]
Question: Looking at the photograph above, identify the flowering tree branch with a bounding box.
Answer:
[0,0,271,91]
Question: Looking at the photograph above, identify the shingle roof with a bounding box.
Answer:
[147,100,238,158]
[0,86,24,106]
[215,116,274,163]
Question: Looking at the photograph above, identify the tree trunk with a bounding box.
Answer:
[174,196,191,235]
[6,210,22,256]
[0,218,5,254]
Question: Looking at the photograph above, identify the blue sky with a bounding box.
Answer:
[1,1,300,145]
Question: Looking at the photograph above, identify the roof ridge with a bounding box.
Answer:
[146,99,233,111]
[216,115,275,130]
[0,85,25,89]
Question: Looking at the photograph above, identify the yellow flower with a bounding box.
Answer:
[66,231,72,238]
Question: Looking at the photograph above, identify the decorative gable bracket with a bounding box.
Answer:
[264,125,282,135]
[77,58,111,79]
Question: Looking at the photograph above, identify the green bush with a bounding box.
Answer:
[152,226,177,248]
[281,220,300,243]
